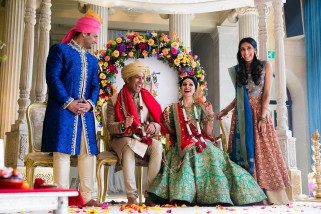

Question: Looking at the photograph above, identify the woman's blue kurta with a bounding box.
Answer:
[41,42,99,155]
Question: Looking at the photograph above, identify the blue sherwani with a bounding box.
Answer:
[41,41,99,155]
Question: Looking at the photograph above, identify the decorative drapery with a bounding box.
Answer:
[304,0,321,143]
[76,0,254,14]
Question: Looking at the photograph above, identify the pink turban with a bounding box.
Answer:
[61,16,101,44]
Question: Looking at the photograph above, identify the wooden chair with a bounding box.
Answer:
[96,101,148,204]
[25,102,77,186]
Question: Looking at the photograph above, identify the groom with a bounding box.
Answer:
[106,60,165,204]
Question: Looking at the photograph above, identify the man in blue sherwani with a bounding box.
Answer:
[41,10,101,206]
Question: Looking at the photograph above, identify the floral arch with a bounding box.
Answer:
[95,32,208,122]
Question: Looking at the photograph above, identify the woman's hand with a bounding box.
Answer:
[203,101,214,115]
[258,120,267,133]
[216,110,226,120]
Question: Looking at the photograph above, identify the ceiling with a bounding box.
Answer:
[51,0,248,33]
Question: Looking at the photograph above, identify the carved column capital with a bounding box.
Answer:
[235,7,258,16]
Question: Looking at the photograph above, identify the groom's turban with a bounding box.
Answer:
[121,60,149,81]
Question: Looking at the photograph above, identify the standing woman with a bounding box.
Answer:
[217,37,291,205]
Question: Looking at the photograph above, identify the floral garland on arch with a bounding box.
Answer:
[95,31,208,123]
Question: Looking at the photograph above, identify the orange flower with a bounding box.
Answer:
[142,50,148,57]
[162,48,169,55]
[98,60,103,66]
[99,89,104,95]
[99,73,106,79]
[164,37,169,43]
[174,58,180,66]
[188,55,194,61]
[177,53,183,60]
[104,56,110,61]
[113,50,120,58]
[116,37,122,43]
[191,61,197,68]
[100,50,106,55]
[148,39,154,46]
[172,32,177,38]
[133,37,139,44]
[171,42,179,49]
[152,32,157,37]
[128,51,134,58]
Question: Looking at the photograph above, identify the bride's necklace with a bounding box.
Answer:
[180,100,207,153]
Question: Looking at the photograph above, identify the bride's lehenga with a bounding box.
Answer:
[147,103,266,205]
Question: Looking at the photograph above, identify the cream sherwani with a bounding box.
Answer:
[106,93,163,200]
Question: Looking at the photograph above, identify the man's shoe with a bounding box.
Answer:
[84,199,101,207]
[127,197,138,205]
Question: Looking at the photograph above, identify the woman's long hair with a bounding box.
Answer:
[236,37,264,87]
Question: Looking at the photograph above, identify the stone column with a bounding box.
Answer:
[256,0,270,60]
[87,4,108,52]
[30,11,40,103]
[169,14,191,51]
[0,0,25,138]
[235,7,259,42]
[273,0,302,200]
[35,0,51,102]
[5,0,36,167]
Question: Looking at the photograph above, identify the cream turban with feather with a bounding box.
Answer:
[121,60,150,82]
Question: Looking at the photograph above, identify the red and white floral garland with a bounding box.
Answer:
[180,101,207,153]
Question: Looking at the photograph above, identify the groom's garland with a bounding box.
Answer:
[95,32,208,124]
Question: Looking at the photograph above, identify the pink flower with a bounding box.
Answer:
[171,48,178,55]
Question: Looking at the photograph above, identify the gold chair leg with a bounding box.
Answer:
[102,165,109,203]
[25,162,35,187]
[96,161,104,203]
[137,166,143,204]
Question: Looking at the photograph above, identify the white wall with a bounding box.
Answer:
[115,57,179,110]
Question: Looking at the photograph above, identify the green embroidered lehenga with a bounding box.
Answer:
[147,102,266,205]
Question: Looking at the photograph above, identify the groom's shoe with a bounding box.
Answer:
[84,199,101,207]
[127,197,138,205]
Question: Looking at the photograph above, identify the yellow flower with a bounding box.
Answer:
[152,49,156,54]
[152,32,157,37]
[112,50,119,58]
[172,32,177,38]
[101,80,107,87]
[177,53,183,60]
[181,57,187,64]
[188,55,193,61]
[116,37,122,43]
[97,99,104,107]
[191,61,197,68]
[99,73,106,79]
[148,39,155,46]
[174,58,180,66]
[128,51,134,58]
